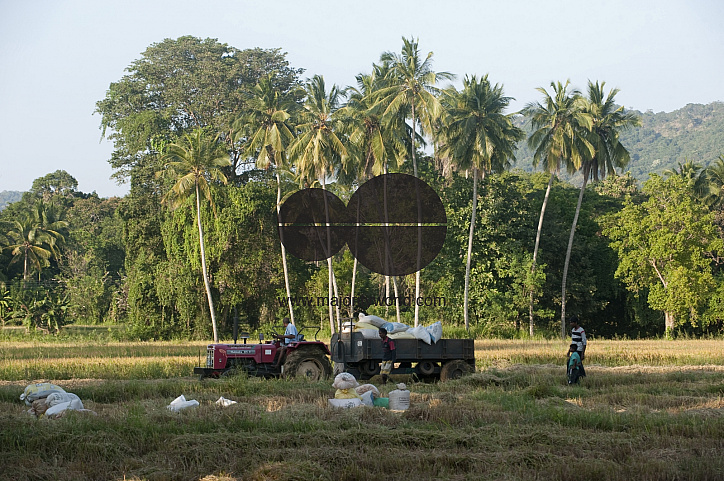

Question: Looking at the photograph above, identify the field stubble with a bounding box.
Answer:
[0,339,723,481]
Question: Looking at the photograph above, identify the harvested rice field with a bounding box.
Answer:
[1,338,723,480]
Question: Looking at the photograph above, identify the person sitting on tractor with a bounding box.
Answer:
[273,317,300,369]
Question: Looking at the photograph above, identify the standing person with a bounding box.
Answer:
[379,327,396,385]
[567,343,582,384]
[569,316,587,360]
[569,316,587,377]
[273,317,300,369]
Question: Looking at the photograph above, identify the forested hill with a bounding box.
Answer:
[0,191,22,211]
[513,101,724,183]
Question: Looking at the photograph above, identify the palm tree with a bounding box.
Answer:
[439,74,524,330]
[700,155,724,209]
[33,201,68,261]
[663,159,703,182]
[340,66,408,321]
[664,159,710,200]
[289,75,350,334]
[6,218,53,281]
[559,81,640,333]
[378,36,454,326]
[235,75,299,324]
[522,80,593,338]
[5,203,67,281]
[158,129,231,343]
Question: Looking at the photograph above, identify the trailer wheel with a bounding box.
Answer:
[439,360,474,381]
[359,360,381,378]
[416,361,438,376]
[283,349,332,381]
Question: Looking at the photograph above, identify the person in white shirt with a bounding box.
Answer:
[273,317,299,368]
[569,316,587,377]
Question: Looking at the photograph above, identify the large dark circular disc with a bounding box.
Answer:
[278,188,350,262]
[347,174,447,276]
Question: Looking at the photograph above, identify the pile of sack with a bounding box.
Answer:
[330,372,380,408]
[345,313,443,345]
[328,372,408,410]
[20,382,94,419]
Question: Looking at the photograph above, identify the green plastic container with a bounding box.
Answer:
[373,397,389,408]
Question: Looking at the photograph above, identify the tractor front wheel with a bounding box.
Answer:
[283,349,332,381]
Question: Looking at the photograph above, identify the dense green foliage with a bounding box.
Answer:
[604,175,724,332]
[2,36,723,340]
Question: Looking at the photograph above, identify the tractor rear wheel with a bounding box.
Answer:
[283,349,332,381]
[439,360,474,381]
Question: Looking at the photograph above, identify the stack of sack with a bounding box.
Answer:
[352,313,443,345]
[329,373,382,408]
[20,382,93,419]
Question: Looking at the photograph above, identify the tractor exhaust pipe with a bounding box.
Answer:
[233,306,239,345]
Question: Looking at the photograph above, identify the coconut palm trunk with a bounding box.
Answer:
[529,172,554,335]
[350,257,358,317]
[561,163,591,338]
[321,176,341,334]
[411,103,423,327]
[23,250,29,281]
[276,172,296,324]
[195,182,219,343]
[381,168,402,322]
[463,167,481,331]
[665,311,675,335]
[392,277,401,323]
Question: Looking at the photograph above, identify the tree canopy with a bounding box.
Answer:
[2,36,723,340]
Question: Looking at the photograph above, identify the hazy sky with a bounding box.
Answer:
[1,0,722,198]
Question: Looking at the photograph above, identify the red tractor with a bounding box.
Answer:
[193,326,332,381]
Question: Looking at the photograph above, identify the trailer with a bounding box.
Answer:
[330,331,475,381]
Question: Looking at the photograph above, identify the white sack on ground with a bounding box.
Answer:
[215,396,237,407]
[328,398,363,408]
[355,384,380,397]
[45,401,83,418]
[359,390,375,407]
[45,392,83,409]
[332,372,359,390]
[20,383,66,406]
[389,383,410,411]
[167,395,200,412]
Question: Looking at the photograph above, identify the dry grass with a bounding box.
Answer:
[474,338,724,367]
[1,339,724,480]
[2,338,722,382]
